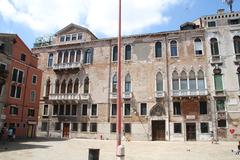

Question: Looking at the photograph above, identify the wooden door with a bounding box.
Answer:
[152,120,165,141]
[63,123,70,138]
[186,123,196,141]
[27,125,33,138]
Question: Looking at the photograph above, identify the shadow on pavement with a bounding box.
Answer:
[0,137,67,152]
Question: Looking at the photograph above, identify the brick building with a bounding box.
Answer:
[0,34,42,138]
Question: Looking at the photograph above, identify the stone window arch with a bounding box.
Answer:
[74,78,79,93]
[125,45,131,60]
[172,71,179,90]
[61,79,66,93]
[155,42,162,58]
[67,79,73,93]
[83,77,89,94]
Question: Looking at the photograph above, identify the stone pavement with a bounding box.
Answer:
[0,138,239,160]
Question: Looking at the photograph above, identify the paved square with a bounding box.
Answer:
[0,138,239,160]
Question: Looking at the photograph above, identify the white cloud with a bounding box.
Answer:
[0,0,184,37]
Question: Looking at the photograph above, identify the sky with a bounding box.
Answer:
[0,0,240,48]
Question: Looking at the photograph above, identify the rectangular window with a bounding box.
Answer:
[65,105,70,115]
[208,21,216,27]
[216,100,225,111]
[28,109,35,117]
[30,91,36,102]
[180,79,188,90]
[110,123,116,133]
[78,33,82,40]
[172,79,179,90]
[12,69,24,83]
[43,105,48,116]
[189,79,196,90]
[72,123,78,131]
[0,63,6,70]
[10,85,16,97]
[72,34,77,41]
[60,36,65,42]
[41,122,48,131]
[48,53,53,67]
[72,105,77,115]
[66,35,71,41]
[218,119,227,127]
[20,54,26,62]
[174,123,182,133]
[17,70,23,83]
[10,85,21,98]
[59,105,64,115]
[81,123,87,132]
[55,122,61,131]
[140,103,147,115]
[228,19,240,25]
[16,86,21,98]
[91,104,97,116]
[214,75,223,91]
[82,104,88,116]
[124,123,131,133]
[9,106,18,115]
[32,75,37,84]
[90,123,97,132]
[200,101,207,114]
[173,102,181,115]
[53,105,58,115]
[200,122,209,133]
[111,104,117,116]
[124,104,131,116]
[12,69,18,81]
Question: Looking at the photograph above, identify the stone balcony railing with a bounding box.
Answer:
[53,62,82,71]
[155,91,165,98]
[49,93,80,101]
[80,93,90,101]
[123,92,132,99]
[210,55,223,65]
[172,89,208,97]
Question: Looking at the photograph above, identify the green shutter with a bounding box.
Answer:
[214,75,223,91]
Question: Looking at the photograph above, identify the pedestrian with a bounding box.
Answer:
[0,127,4,140]
[8,127,13,141]
[12,126,16,141]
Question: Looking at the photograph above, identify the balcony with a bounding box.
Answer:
[213,90,226,98]
[110,92,117,99]
[53,62,82,71]
[49,93,80,103]
[123,92,132,99]
[210,55,223,65]
[172,89,208,97]
[80,93,90,101]
[155,91,165,98]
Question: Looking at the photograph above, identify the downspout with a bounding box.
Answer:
[107,40,112,123]
[22,66,29,137]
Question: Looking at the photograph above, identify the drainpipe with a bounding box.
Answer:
[107,40,112,123]
[22,66,29,137]
[164,34,171,141]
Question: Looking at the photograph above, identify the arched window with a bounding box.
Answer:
[155,42,162,58]
[61,80,66,93]
[84,48,93,64]
[76,50,81,62]
[125,45,131,60]
[55,79,60,94]
[156,72,163,91]
[83,77,89,94]
[198,70,205,90]
[189,71,196,90]
[74,79,79,93]
[233,36,240,54]
[194,38,203,55]
[112,46,118,62]
[45,79,51,96]
[67,79,73,93]
[125,74,131,93]
[172,71,179,90]
[170,40,177,57]
[63,51,68,63]
[112,74,117,93]
[70,50,75,63]
[210,38,219,55]
[58,52,62,64]
[48,53,53,67]
[180,71,187,90]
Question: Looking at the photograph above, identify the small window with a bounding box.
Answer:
[9,106,18,115]
[83,77,89,94]
[170,40,177,57]
[16,86,21,98]
[60,36,65,42]
[55,122,61,131]
[140,103,147,116]
[214,74,223,91]
[174,123,182,133]
[28,109,35,117]
[43,105,48,116]
[172,71,179,90]
[233,36,240,54]
[112,46,118,62]
[84,49,93,64]
[20,54,26,62]
[90,123,97,132]
[17,70,23,83]
[59,105,64,115]
[156,72,163,91]
[78,33,82,40]
[72,105,77,115]
[82,104,88,116]
[208,21,216,27]
[210,38,219,56]
[12,69,18,82]
[0,63,6,70]
[91,104,97,116]
[30,91,36,102]
[111,104,117,116]
[72,34,77,41]
[10,85,16,97]
[41,122,48,131]
[155,42,162,58]
[32,75,37,84]
[200,101,207,114]
[125,74,131,93]
[173,102,181,115]
[65,105,71,115]
[124,123,131,133]
[110,123,116,133]
[10,85,21,98]
[200,122,209,133]
[194,38,203,55]
[72,123,78,131]
[112,74,117,93]
[216,100,225,111]
[218,119,226,128]
[228,19,240,25]
[66,35,71,41]
[125,45,131,60]
[48,53,53,67]
[53,104,58,115]
[81,123,87,132]
[124,104,131,116]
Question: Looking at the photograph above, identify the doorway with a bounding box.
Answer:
[27,124,34,138]
[63,123,70,138]
[152,120,165,141]
[186,123,196,141]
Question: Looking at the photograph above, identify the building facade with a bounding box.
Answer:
[0,34,42,138]
[33,10,240,141]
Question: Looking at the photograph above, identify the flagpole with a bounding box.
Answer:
[116,0,125,159]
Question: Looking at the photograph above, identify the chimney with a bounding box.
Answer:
[217,9,225,14]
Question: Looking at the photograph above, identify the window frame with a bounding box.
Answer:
[81,123,88,132]
[20,53,26,62]
[139,103,147,116]
[194,38,203,56]
[43,104,49,116]
[91,104,98,116]
[112,45,118,62]
[32,75,37,84]
[155,41,162,58]
[30,90,36,103]
[81,104,88,116]
[72,123,78,132]
[124,103,131,116]
[174,123,182,134]
[200,101,208,115]
[170,40,178,57]
[200,122,209,133]
[9,105,18,115]
[173,102,181,115]
[90,123,97,133]
[125,44,131,61]
[124,123,131,134]
[110,123,116,133]
[111,103,117,116]
[41,122,48,131]
[27,108,35,117]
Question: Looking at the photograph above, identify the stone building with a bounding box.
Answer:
[33,10,240,141]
